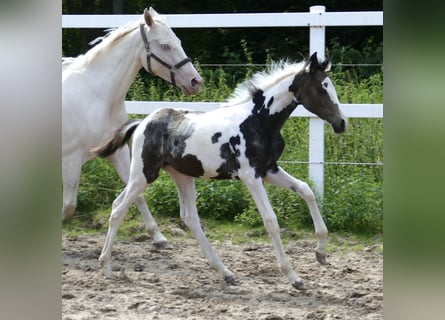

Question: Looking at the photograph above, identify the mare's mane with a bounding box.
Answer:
[226,60,306,106]
[63,14,168,70]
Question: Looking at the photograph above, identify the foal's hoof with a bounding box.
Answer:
[315,251,327,265]
[224,275,236,285]
[101,265,113,279]
[292,280,305,290]
[153,240,168,250]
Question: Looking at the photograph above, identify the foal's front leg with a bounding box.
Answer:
[99,175,148,278]
[241,174,304,289]
[264,166,328,265]
[164,166,235,284]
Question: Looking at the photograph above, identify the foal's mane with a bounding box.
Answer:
[226,60,306,106]
[63,14,168,70]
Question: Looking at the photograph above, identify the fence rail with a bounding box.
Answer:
[124,101,383,118]
[62,11,383,28]
[62,6,383,199]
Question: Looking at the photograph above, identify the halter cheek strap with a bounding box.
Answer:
[139,24,192,87]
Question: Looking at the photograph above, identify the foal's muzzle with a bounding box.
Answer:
[333,119,348,133]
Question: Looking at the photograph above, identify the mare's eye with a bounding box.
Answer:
[161,44,170,50]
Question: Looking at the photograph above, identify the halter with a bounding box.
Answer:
[139,24,192,87]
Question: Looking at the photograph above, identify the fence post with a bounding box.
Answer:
[308,5,326,200]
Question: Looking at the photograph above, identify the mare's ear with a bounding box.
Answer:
[144,8,154,27]
[149,7,160,18]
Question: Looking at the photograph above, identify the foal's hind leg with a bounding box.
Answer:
[164,166,235,284]
[264,166,328,265]
[108,146,167,249]
[99,174,148,278]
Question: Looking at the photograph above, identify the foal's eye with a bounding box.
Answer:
[317,87,326,95]
[161,44,170,50]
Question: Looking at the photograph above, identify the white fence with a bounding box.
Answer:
[62,6,383,198]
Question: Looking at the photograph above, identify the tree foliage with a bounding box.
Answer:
[62,0,383,69]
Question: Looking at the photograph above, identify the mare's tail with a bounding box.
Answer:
[91,119,142,158]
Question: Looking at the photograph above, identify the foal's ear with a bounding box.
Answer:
[144,7,155,27]
[322,59,332,72]
[305,52,320,73]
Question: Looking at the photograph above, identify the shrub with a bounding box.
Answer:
[144,171,180,217]
[322,166,383,234]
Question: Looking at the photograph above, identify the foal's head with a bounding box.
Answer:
[140,8,202,95]
[289,52,347,133]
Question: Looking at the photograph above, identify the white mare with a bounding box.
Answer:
[62,8,202,249]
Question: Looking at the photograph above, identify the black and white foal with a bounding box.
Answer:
[92,52,347,289]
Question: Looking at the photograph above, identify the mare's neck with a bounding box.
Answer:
[85,28,144,106]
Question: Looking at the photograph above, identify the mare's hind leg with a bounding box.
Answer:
[164,166,235,284]
[264,166,328,265]
[99,174,148,278]
[108,146,167,249]
[62,155,82,221]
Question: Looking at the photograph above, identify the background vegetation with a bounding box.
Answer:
[63,1,383,236]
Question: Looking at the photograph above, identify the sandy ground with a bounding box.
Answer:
[62,227,382,320]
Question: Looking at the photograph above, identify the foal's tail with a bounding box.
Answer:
[91,119,142,158]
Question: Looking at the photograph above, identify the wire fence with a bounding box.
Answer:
[277,160,383,166]
[198,63,382,67]
[63,9,383,197]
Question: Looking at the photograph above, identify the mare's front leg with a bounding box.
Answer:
[108,146,168,249]
[164,166,235,284]
[240,173,304,289]
[264,166,328,265]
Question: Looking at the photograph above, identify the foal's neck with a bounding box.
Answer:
[249,74,297,130]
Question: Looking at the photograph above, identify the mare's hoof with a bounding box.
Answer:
[292,280,305,290]
[153,240,168,250]
[224,275,236,285]
[315,251,327,265]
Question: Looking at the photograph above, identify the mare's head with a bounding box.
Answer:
[140,8,202,95]
[289,52,347,133]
